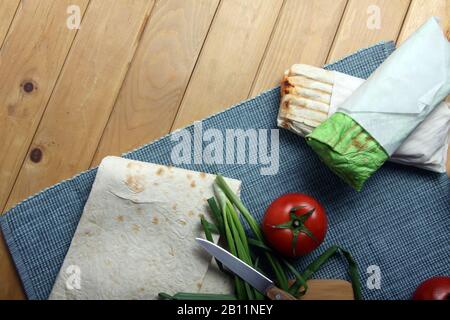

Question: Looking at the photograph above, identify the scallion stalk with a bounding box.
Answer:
[215,175,289,291]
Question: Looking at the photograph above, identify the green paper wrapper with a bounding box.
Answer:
[306,113,388,191]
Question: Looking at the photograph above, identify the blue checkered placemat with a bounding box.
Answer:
[1,42,449,300]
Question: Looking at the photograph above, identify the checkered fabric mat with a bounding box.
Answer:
[1,42,449,300]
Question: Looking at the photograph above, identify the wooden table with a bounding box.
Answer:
[0,0,448,299]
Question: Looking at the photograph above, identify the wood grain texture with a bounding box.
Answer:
[327,0,410,62]
[0,0,89,212]
[171,0,283,130]
[91,0,219,167]
[397,0,447,44]
[4,0,155,211]
[0,0,20,46]
[0,1,88,300]
[0,0,77,299]
[298,279,354,300]
[250,0,347,95]
[0,0,88,299]
[285,279,354,300]
[266,286,297,300]
[0,231,24,299]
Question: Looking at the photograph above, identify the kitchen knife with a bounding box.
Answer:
[196,238,297,300]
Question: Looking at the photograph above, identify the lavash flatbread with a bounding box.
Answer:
[279,64,334,135]
[49,156,241,299]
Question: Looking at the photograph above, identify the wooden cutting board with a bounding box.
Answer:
[291,279,354,300]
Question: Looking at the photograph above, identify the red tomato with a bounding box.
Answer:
[412,276,450,300]
[262,193,327,258]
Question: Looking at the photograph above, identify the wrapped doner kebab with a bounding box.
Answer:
[279,65,450,174]
[295,17,448,191]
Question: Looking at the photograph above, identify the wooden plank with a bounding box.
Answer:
[91,0,220,167]
[250,0,347,95]
[0,0,89,300]
[397,0,447,44]
[171,0,283,130]
[0,0,89,212]
[4,0,155,211]
[0,231,24,299]
[0,0,90,301]
[327,0,410,63]
[0,0,20,46]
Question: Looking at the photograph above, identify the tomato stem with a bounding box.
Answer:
[292,220,301,228]
[272,207,318,255]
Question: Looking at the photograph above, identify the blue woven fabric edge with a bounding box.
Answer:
[5,41,445,301]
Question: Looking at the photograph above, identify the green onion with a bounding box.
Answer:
[281,258,308,296]
[215,176,263,239]
[225,209,255,300]
[248,237,307,296]
[215,184,247,300]
[207,197,224,234]
[215,175,289,291]
[301,245,362,300]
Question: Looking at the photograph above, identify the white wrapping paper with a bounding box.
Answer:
[49,156,241,300]
[338,17,450,155]
[330,75,449,173]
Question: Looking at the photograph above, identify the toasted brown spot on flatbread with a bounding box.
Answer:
[116,215,124,222]
[139,288,145,292]
[281,76,291,95]
[190,180,196,188]
[196,282,203,289]
[152,217,159,224]
[199,172,206,179]
[178,220,187,226]
[188,210,195,217]
[156,167,164,176]
[125,174,145,193]
[127,161,143,169]
[84,231,92,236]
[132,224,140,232]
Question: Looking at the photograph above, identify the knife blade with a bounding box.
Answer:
[196,238,296,300]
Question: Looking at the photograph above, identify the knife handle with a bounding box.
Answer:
[266,286,297,300]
